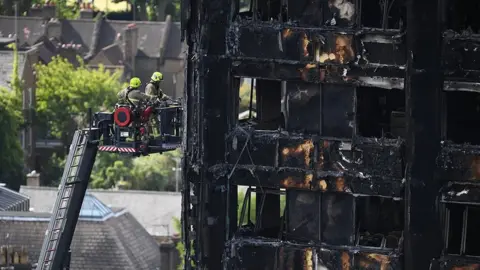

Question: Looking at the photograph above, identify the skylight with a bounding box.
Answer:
[79,193,113,219]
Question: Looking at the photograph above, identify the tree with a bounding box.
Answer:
[89,149,182,190]
[0,89,24,190]
[0,43,25,190]
[130,150,181,190]
[34,56,123,185]
[35,56,122,140]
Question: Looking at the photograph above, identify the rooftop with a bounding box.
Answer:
[0,184,29,211]
[20,185,182,236]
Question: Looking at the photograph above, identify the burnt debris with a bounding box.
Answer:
[181,0,480,269]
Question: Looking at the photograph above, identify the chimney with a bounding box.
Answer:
[80,3,94,19]
[42,2,56,19]
[26,171,41,186]
[45,19,62,40]
[123,23,138,75]
[28,4,43,17]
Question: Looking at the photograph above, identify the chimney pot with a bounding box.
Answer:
[26,171,41,186]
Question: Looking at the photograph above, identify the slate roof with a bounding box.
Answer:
[0,50,27,90]
[0,16,46,46]
[0,195,162,270]
[0,185,30,211]
[103,20,169,58]
[20,185,182,236]
[0,16,184,62]
[60,19,95,54]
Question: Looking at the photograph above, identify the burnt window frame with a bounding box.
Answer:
[443,201,480,257]
[283,190,404,250]
[237,187,287,234]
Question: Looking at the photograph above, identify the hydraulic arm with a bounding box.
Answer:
[36,128,100,270]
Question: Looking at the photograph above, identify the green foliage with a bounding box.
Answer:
[55,0,80,19]
[0,88,24,190]
[35,56,122,139]
[239,78,256,114]
[89,149,182,190]
[0,43,24,190]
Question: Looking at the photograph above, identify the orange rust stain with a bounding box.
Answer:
[367,254,391,270]
[335,177,346,192]
[282,28,292,39]
[319,179,327,191]
[335,35,354,64]
[470,156,480,180]
[341,252,350,270]
[281,174,313,189]
[452,264,480,270]
[302,33,310,57]
[281,140,314,167]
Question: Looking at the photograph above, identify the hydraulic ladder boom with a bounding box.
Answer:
[36,128,100,270]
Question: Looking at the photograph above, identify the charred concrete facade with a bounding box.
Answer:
[181,0,480,269]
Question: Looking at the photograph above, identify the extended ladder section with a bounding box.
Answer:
[36,129,99,270]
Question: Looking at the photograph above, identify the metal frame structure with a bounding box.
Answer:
[181,0,480,269]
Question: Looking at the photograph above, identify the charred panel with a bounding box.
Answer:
[286,190,320,241]
[285,82,322,133]
[443,38,480,77]
[322,84,355,138]
[279,138,314,169]
[227,135,278,167]
[321,192,355,245]
[438,143,480,182]
[361,34,406,65]
[355,138,405,179]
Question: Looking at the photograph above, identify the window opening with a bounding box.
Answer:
[356,87,405,138]
[444,0,480,34]
[355,196,404,249]
[237,187,286,238]
[445,91,480,145]
[361,0,406,30]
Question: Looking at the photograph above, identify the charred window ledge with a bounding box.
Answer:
[441,183,480,205]
[443,33,480,78]
[444,81,480,93]
[433,256,480,270]
[224,237,402,269]
[209,164,403,197]
[231,59,405,89]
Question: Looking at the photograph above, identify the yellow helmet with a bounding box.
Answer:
[129,77,141,88]
[151,71,163,82]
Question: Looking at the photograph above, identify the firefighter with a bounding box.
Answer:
[145,71,171,101]
[117,77,154,105]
